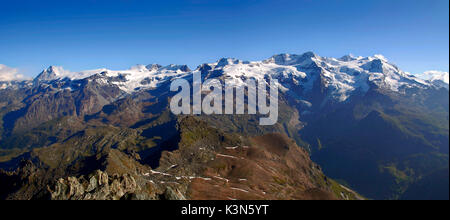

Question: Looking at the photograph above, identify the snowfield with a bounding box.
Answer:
[15,52,448,101]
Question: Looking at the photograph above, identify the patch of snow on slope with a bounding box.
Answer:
[32,53,441,99]
[36,64,191,93]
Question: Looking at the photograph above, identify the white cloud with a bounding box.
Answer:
[415,70,449,84]
[0,64,30,81]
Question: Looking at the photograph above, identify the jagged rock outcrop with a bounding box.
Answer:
[49,170,145,200]
[162,186,186,200]
[0,159,54,200]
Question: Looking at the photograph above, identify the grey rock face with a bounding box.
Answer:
[49,170,140,200]
[162,186,186,200]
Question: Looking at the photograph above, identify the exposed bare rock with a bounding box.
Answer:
[49,170,142,200]
[162,186,186,200]
[4,117,363,200]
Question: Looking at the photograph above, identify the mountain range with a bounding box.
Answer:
[0,52,448,200]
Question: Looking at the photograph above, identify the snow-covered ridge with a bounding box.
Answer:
[30,52,448,99]
[415,70,449,90]
[198,52,442,101]
[34,64,192,93]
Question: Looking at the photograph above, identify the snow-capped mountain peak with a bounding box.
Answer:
[145,64,162,71]
[264,52,318,66]
[34,66,72,82]
[372,54,389,62]
[161,64,191,72]
[212,53,443,102]
[216,58,249,67]
[26,53,447,100]
[32,63,194,93]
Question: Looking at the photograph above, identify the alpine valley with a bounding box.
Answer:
[0,52,448,200]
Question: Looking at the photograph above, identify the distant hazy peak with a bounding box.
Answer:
[424,71,449,84]
[415,70,449,90]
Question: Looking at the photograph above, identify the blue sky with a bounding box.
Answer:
[0,0,448,77]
